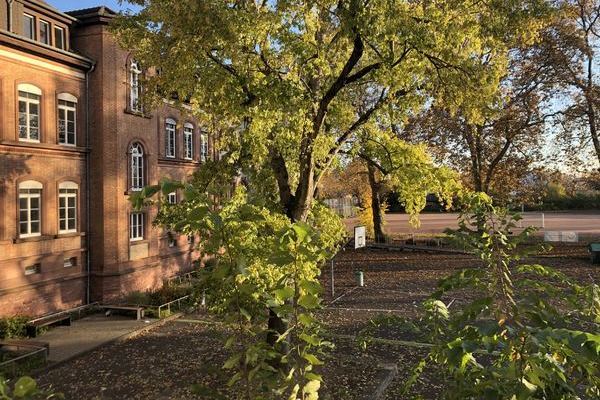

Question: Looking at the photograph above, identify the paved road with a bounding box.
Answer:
[348,211,600,235]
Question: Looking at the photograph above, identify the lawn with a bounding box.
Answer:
[36,244,599,399]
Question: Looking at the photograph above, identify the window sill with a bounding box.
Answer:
[124,108,152,119]
[13,235,54,244]
[56,232,86,239]
[130,239,148,245]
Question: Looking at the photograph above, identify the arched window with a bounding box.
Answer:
[165,118,176,158]
[19,180,42,238]
[184,123,194,160]
[200,132,209,162]
[130,142,145,191]
[58,181,78,233]
[57,93,77,146]
[17,84,41,142]
[130,60,143,113]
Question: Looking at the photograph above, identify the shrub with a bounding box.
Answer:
[0,317,30,340]
[404,193,600,399]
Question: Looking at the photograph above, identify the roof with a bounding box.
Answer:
[27,0,78,22]
[67,6,118,18]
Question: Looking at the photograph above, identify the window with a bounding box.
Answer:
[40,21,50,45]
[168,234,176,248]
[167,192,177,204]
[23,14,35,40]
[130,60,142,113]
[58,182,78,234]
[18,84,41,142]
[184,123,194,160]
[19,180,42,238]
[200,133,209,162]
[130,143,144,191]
[54,26,65,50]
[130,213,144,241]
[187,235,194,244]
[64,257,77,268]
[25,263,41,276]
[58,94,77,146]
[165,119,176,158]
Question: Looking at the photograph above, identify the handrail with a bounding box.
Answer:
[157,295,191,318]
[27,302,100,324]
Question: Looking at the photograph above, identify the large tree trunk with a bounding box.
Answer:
[367,163,386,243]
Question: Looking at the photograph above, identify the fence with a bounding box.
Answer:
[0,342,47,378]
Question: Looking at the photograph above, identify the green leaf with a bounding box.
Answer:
[274,287,295,302]
[298,294,320,309]
[302,353,324,366]
[13,377,37,398]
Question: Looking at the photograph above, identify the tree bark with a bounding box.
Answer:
[367,162,386,243]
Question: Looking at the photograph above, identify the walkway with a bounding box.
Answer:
[27,313,157,364]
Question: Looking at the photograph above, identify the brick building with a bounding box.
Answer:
[0,1,208,317]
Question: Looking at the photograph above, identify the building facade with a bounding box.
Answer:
[0,1,208,317]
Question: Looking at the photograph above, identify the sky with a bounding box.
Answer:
[47,0,140,13]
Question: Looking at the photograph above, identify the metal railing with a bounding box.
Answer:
[0,342,48,378]
[156,295,191,318]
[27,302,100,325]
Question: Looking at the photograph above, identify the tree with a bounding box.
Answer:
[402,42,559,203]
[353,126,460,242]
[542,0,600,169]
[114,0,548,222]
[114,0,554,395]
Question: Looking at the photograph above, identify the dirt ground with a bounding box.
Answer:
[36,244,599,399]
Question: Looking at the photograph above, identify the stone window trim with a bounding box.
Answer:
[127,141,147,192]
[165,118,177,158]
[16,83,42,143]
[18,180,43,239]
[58,181,79,234]
[126,58,146,116]
[57,93,78,146]
[129,212,145,242]
[200,131,209,162]
[183,122,194,160]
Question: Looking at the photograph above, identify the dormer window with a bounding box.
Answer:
[130,60,143,113]
[40,21,50,45]
[23,14,35,40]
[54,27,65,50]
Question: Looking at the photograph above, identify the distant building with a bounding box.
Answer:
[0,1,212,317]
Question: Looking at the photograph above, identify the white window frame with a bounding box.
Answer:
[19,180,42,238]
[184,123,194,160]
[23,14,35,40]
[130,60,143,113]
[200,133,208,162]
[18,84,42,143]
[167,192,177,204]
[54,26,65,50]
[58,93,77,146]
[130,212,144,242]
[130,143,144,191]
[39,20,50,45]
[58,181,78,234]
[165,119,176,158]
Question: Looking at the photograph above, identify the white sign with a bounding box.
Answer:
[544,231,579,243]
[561,231,579,243]
[544,231,561,242]
[354,226,366,249]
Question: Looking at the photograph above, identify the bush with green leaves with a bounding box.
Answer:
[0,318,30,340]
[0,376,61,399]
[403,193,600,399]
[133,176,345,399]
